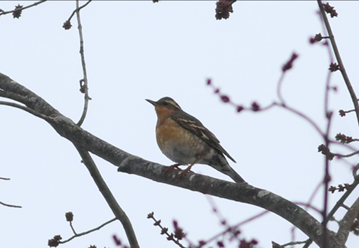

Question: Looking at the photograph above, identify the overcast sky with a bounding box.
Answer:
[1,1,359,248]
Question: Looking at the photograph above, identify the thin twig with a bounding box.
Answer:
[276,103,324,137]
[276,73,286,104]
[317,5,335,122]
[0,177,22,208]
[0,0,47,16]
[74,145,139,248]
[74,0,91,126]
[320,82,334,248]
[0,201,22,208]
[322,125,331,248]
[324,176,359,226]
[65,0,92,24]
[0,100,53,122]
[281,239,310,247]
[329,140,357,152]
[257,102,277,111]
[204,196,242,244]
[60,218,116,244]
[199,210,269,247]
[69,221,77,235]
[147,213,186,248]
[317,0,359,127]
[332,150,359,158]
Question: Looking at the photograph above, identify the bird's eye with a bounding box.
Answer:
[163,101,169,106]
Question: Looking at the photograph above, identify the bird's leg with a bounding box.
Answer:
[183,163,195,173]
[180,157,201,176]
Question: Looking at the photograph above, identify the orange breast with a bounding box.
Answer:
[155,117,209,164]
[156,117,184,150]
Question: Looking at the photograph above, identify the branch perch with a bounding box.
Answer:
[0,72,345,248]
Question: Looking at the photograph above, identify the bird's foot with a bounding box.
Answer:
[163,163,183,173]
[178,164,194,178]
[170,163,183,170]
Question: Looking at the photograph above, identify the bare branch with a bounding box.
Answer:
[74,0,92,126]
[64,0,92,25]
[276,103,324,137]
[117,161,341,248]
[0,100,52,121]
[60,218,116,244]
[317,0,359,127]
[336,196,359,245]
[273,239,310,248]
[324,177,359,226]
[147,213,186,248]
[0,0,47,17]
[0,177,22,208]
[74,145,139,248]
[332,150,359,158]
[0,201,22,208]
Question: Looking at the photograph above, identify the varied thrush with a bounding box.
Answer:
[146,97,245,183]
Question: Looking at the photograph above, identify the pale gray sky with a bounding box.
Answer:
[1,1,359,248]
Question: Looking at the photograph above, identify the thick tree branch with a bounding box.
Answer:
[0,72,345,248]
[117,161,342,248]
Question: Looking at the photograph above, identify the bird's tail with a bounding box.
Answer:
[225,166,245,183]
[210,160,245,183]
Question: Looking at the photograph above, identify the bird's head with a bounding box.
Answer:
[146,97,182,117]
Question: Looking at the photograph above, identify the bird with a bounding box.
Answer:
[146,97,245,183]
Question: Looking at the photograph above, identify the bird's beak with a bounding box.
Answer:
[146,99,157,106]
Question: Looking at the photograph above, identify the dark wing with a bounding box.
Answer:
[172,110,236,163]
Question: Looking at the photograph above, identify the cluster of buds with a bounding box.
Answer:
[12,4,23,18]
[335,133,355,144]
[48,235,62,247]
[328,183,352,193]
[282,53,299,73]
[318,144,335,160]
[323,2,338,18]
[113,234,129,248]
[207,79,261,113]
[215,0,235,20]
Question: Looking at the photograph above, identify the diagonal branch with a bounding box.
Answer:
[116,160,342,248]
[60,218,116,244]
[317,0,359,127]
[74,145,139,248]
[324,176,359,226]
[336,195,359,245]
[0,72,345,248]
